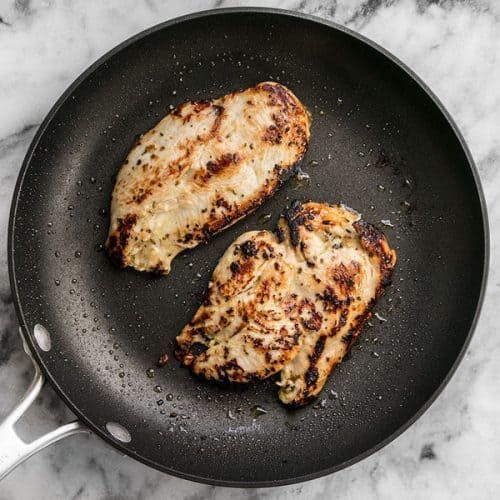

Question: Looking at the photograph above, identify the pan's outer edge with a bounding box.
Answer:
[7,7,490,488]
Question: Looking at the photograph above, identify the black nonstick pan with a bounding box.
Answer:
[3,8,488,487]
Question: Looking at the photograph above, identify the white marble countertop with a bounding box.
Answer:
[0,0,498,498]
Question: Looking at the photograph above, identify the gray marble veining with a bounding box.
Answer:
[0,1,499,498]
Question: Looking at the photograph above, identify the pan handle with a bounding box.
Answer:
[0,329,88,481]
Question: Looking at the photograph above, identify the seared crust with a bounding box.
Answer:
[106,82,310,274]
[176,202,396,405]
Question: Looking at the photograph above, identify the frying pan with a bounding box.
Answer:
[1,8,488,487]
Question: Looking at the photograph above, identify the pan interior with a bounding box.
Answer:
[10,11,486,485]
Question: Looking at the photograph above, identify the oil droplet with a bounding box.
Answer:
[258,213,272,224]
[75,251,82,258]
[118,372,125,378]
[251,405,268,418]
[146,368,155,378]
[291,167,310,190]
[166,393,174,401]
[89,176,96,184]
[154,385,162,393]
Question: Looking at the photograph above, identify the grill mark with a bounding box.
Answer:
[206,153,241,175]
[197,175,288,242]
[302,310,323,331]
[193,100,211,113]
[241,240,258,257]
[310,335,327,364]
[318,287,351,312]
[303,334,327,389]
[190,342,208,357]
[261,82,298,109]
[282,200,303,247]
[281,200,317,247]
[331,263,356,295]
[174,100,212,121]
[354,220,397,292]
[263,124,282,144]
[305,366,319,387]
[211,104,224,134]
[107,214,137,267]
[263,112,290,144]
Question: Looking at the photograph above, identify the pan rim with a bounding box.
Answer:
[7,6,490,488]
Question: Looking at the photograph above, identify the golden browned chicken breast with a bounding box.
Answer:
[176,202,396,406]
[106,82,310,273]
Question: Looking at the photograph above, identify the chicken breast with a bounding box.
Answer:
[176,201,396,406]
[106,82,310,273]
[276,202,396,406]
[175,230,302,382]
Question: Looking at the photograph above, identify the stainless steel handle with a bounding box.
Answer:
[0,328,88,481]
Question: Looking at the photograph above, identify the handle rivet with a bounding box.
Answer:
[33,324,51,352]
[105,422,131,443]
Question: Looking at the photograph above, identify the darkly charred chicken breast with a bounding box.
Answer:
[106,82,310,273]
[176,201,396,406]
